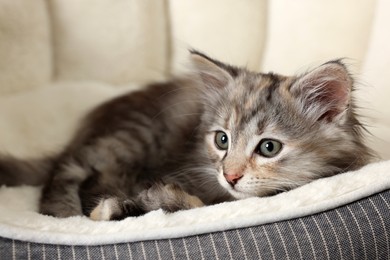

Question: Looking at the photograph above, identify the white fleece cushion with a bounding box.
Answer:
[0,160,389,245]
[50,0,168,85]
[261,0,376,75]
[169,0,267,74]
[0,0,52,95]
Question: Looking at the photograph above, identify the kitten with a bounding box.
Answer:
[0,51,372,220]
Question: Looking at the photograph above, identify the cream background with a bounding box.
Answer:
[0,0,388,159]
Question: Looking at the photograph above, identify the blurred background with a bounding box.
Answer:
[0,0,389,159]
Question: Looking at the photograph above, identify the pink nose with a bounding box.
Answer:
[224,173,243,186]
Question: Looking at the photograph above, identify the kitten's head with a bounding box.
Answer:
[191,51,373,199]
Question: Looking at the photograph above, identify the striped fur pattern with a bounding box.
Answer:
[0,52,372,220]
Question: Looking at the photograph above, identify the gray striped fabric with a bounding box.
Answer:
[1,189,389,260]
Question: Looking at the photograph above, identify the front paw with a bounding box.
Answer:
[89,183,204,221]
[90,197,145,221]
[40,198,83,218]
[90,198,121,221]
[139,183,204,213]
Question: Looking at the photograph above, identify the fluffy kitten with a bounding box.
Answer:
[0,51,372,220]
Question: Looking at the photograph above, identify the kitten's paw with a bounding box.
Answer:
[139,183,204,213]
[90,184,204,221]
[90,198,120,221]
[40,200,83,218]
[90,197,146,221]
[160,183,204,213]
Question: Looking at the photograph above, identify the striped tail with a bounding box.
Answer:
[0,155,53,186]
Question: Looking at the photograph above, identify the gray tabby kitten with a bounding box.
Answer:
[0,51,372,220]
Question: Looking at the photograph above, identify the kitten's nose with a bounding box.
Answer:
[224,173,243,186]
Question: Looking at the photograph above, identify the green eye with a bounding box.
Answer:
[256,139,283,158]
[215,131,229,150]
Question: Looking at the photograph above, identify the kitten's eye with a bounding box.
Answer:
[256,139,283,158]
[215,131,229,150]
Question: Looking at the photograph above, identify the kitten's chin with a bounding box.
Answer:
[227,189,253,200]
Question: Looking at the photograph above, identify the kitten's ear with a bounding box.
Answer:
[190,50,236,89]
[290,60,353,122]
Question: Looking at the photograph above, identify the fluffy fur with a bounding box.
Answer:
[0,52,372,220]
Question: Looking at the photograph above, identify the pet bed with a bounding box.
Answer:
[1,0,390,259]
[1,160,389,259]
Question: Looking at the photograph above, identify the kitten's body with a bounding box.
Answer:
[41,78,232,218]
[0,52,372,220]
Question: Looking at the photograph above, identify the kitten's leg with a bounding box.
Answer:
[90,183,204,221]
[40,161,89,218]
